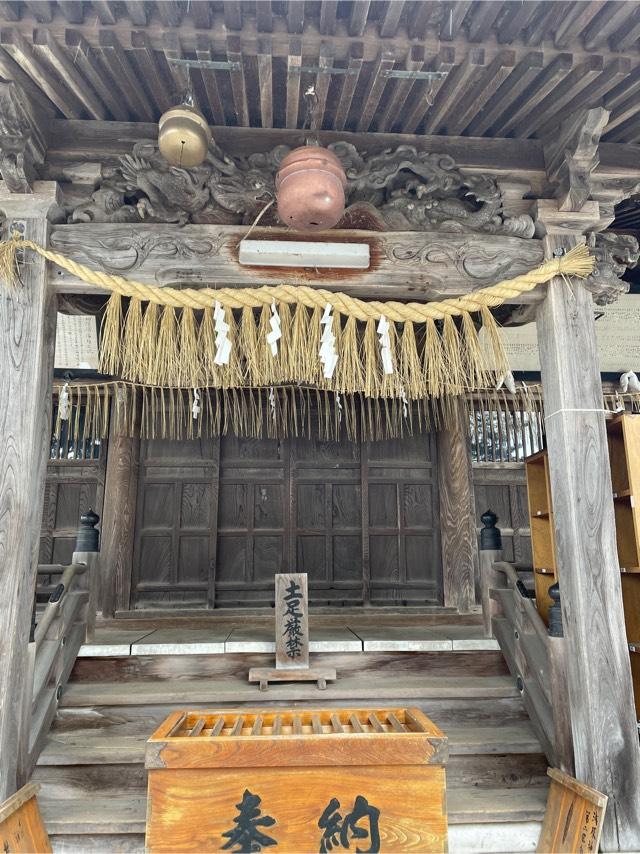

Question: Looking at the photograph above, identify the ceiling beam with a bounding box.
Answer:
[0,12,633,66]
[45,222,546,304]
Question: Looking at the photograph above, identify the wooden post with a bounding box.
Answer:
[535,198,640,850]
[478,510,503,638]
[99,396,140,616]
[0,182,59,800]
[438,398,478,611]
[73,508,100,641]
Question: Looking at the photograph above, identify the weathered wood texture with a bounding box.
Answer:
[473,464,532,565]
[535,200,640,850]
[128,430,441,611]
[545,107,611,212]
[99,399,140,617]
[479,548,502,639]
[46,224,546,303]
[1,3,640,145]
[0,183,58,801]
[0,782,51,853]
[24,552,97,780]
[275,573,309,669]
[537,768,607,853]
[42,119,640,188]
[489,561,564,769]
[438,400,477,612]
[40,458,105,566]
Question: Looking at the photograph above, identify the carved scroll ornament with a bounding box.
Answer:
[67,140,535,238]
[584,232,640,306]
[0,81,45,193]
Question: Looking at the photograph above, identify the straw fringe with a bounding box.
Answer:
[99,295,524,404]
[1,233,595,404]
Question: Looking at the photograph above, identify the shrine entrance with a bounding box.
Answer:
[131,430,441,610]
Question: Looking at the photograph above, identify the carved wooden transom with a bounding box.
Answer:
[69,140,536,238]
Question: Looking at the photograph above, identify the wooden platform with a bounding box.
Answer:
[78,624,500,657]
[30,626,548,853]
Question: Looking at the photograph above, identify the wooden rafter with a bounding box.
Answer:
[0,3,636,141]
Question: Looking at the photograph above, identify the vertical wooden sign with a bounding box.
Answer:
[248,572,336,690]
[275,573,309,670]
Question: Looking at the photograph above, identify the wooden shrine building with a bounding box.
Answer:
[2,1,640,851]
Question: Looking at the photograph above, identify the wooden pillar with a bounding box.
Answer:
[535,199,640,850]
[0,182,59,800]
[437,398,478,611]
[478,510,503,638]
[99,397,140,616]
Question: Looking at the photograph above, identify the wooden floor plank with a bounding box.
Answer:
[39,785,548,836]
[38,735,146,765]
[40,796,147,834]
[60,675,520,707]
[37,723,542,766]
[447,786,548,824]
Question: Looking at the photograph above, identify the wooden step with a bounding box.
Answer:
[38,723,542,767]
[34,755,548,799]
[39,785,548,837]
[41,796,147,835]
[447,786,548,824]
[52,696,531,738]
[59,674,520,707]
[445,723,542,755]
[39,735,146,765]
[49,833,146,852]
[70,648,508,682]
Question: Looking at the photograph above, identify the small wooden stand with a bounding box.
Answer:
[248,573,336,691]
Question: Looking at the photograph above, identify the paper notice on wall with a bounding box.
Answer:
[54,313,99,370]
[496,294,640,374]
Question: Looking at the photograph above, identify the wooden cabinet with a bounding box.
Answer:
[525,417,640,716]
[607,414,640,572]
[525,450,557,625]
[607,413,640,720]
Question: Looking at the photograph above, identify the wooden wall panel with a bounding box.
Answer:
[131,437,220,609]
[127,424,442,609]
[38,461,105,566]
[215,435,286,607]
[473,463,532,566]
[366,433,440,606]
[291,436,363,606]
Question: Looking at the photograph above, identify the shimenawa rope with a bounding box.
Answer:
[0,235,594,401]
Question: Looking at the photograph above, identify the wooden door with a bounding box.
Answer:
[130,431,441,609]
[215,435,288,607]
[131,438,219,609]
[291,436,363,606]
[366,433,441,605]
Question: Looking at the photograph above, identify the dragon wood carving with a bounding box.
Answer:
[68,140,536,238]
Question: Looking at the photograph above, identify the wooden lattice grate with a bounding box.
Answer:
[166,708,430,738]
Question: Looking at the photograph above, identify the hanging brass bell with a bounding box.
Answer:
[158,103,212,168]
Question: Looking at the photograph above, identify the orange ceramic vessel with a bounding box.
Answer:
[275,145,347,232]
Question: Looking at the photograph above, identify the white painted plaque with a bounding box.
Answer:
[54,313,99,370]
